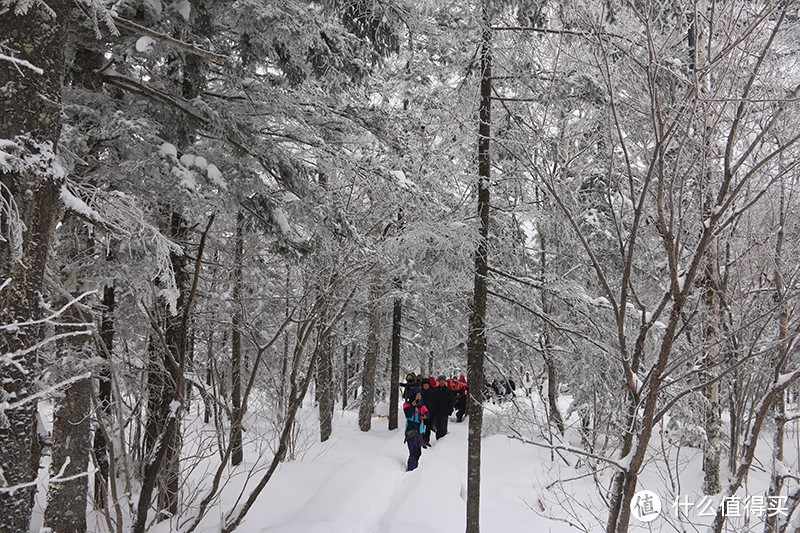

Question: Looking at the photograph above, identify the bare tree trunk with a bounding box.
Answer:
[728,374,740,473]
[204,331,213,424]
[389,282,402,430]
[542,349,564,435]
[156,211,189,519]
[231,210,244,466]
[701,247,723,496]
[43,378,91,533]
[280,262,291,412]
[388,209,403,431]
[94,279,114,508]
[342,331,349,409]
[318,337,334,441]
[0,0,71,528]
[358,281,381,432]
[133,215,213,533]
[538,234,564,435]
[466,8,491,533]
[536,177,564,435]
[766,182,789,533]
[691,0,722,496]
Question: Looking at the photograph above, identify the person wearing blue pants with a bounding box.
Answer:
[403,388,428,471]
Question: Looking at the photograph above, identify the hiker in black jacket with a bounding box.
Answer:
[429,375,454,440]
[420,379,435,447]
[401,372,419,401]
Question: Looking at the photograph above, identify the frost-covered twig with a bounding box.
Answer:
[109,14,230,63]
[0,456,95,492]
[0,181,25,263]
[60,183,126,235]
[1,330,92,373]
[0,371,91,414]
[0,53,43,74]
[508,430,631,472]
[0,290,96,331]
[0,137,63,181]
[0,324,91,374]
[3,0,55,18]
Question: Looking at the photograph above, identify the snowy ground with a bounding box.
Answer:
[30,393,800,532]
[190,407,572,533]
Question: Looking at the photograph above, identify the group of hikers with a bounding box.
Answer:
[400,370,538,471]
[401,372,468,471]
[485,371,538,401]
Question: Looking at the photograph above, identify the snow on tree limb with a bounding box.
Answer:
[1,330,92,372]
[0,454,95,491]
[0,372,92,429]
[0,53,43,74]
[95,9,230,63]
[0,181,25,263]
[508,431,635,472]
[0,289,96,331]
[60,183,127,235]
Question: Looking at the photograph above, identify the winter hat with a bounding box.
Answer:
[405,372,417,383]
[421,380,430,388]
[408,387,422,400]
[437,375,447,382]
[460,373,466,379]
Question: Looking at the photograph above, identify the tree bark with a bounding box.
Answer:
[701,248,722,496]
[40,216,94,531]
[280,262,291,412]
[43,378,91,533]
[0,0,71,529]
[358,281,381,432]
[318,330,334,441]
[388,209,403,431]
[204,331,213,424]
[316,283,335,442]
[691,0,722,496]
[466,8,491,533]
[158,212,189,517]
[766,182,789,533]
[342,332,349,409]
[142,212,188,524]
[388,283,402,431]
[94,280,114,508]
[133,214,212,533]
[538,234,564,435]
[231,210,244,466]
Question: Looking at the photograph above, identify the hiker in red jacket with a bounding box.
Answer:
[453,373,468,422]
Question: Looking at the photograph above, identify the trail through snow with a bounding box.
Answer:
[35,394,790,532]
[248,414,473,533]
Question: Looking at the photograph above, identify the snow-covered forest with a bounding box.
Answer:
[2,0,800,531]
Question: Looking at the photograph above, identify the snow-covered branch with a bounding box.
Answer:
[508,432,631,472]
[0,456,95,492]
[0,290,96,331]
[0,372,92,414]
[0,53,43,75]
[60,184,126,235]
[1,330,92,374]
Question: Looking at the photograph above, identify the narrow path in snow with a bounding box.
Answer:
[382,420,468,533]
[258,415,469,533]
